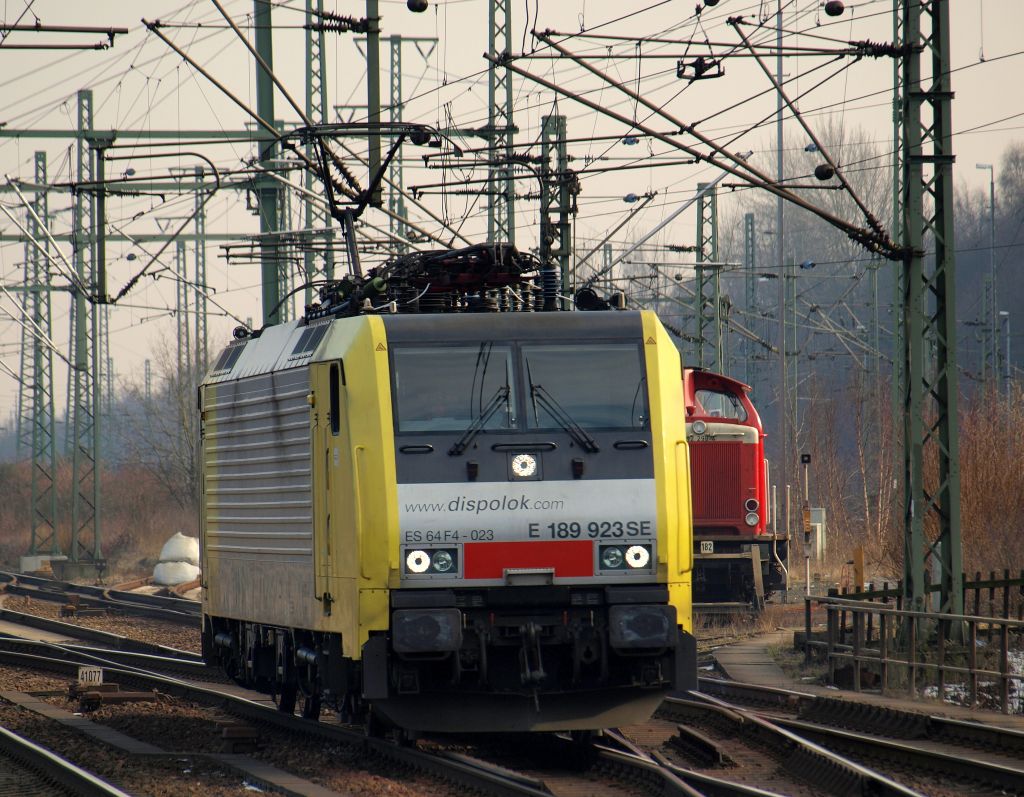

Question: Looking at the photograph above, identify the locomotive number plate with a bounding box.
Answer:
[700,541,714,554]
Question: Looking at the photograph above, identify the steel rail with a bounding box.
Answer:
[773,716,1024,794]
[0,570,200,620]
[0,607,195,656]
[0,649,553,797]
[697,676,814,710]
[662,693,924,796]
[1,570,201,611]
[0,724,132,797]
[0,637,207,680]
[600,730,781,797]
[698,676,1024,762]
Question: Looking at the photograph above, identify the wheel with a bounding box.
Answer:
[366,707,387,738]
[300,691,322,720]
[395,727,417,747]
[568,730,597,771]
[276,683,297,715]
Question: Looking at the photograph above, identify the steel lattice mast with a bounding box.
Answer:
[68,88,104,575]
[900,0,963,620]
[25,151,60,563]
[890,0,905,461]
[278,186,294,322]
[695,183,721,372]
[194,166,209,369]
[487,0,515,244]
[743,212,757,391]
[540,115,572,309]
[388,34,408,254]
[254,0,281,326]
[305,0,334,292]
[176,240,191,377]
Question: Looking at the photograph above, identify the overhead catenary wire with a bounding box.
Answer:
[0,283,77,371]
[2,1,1024,409]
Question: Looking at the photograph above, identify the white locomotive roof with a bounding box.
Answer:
[204,314,357,385]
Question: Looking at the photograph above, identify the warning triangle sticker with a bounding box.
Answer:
[376,343,386,351]
[645,336,656,345]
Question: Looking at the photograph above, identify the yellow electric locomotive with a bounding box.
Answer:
[200,244,696,732]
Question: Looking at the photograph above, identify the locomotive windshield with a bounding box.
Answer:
[523,344,647,430]
[393,344,515,432]
[695,388,747,422]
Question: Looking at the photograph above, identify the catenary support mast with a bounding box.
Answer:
[695,182,721,372]
[24,151,60,565]
[743,212,757,392]
[68,88,103,578]
[540,115,572,309]
[305,0,335,296]
[487,0,515,244]
[254,0,280,326]
[900,0,963,621]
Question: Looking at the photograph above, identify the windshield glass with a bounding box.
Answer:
[393,344,515,433]
[695,388,748,422]
[523,344,647,430]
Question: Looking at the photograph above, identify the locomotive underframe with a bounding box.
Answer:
[202,583,695,732]
[692,536,789,608]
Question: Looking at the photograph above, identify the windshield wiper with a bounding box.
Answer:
[448,385,511,456]
[530,383,600,453]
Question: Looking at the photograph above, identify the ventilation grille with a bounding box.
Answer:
[690,441,743,522]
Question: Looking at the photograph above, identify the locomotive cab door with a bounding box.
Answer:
[310,360,353,611]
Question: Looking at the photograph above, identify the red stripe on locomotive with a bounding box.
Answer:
[463,540,593,579]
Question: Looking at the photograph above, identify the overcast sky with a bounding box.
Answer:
[1,0,1021,420]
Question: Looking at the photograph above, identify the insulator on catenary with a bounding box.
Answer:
[814,164,835,181]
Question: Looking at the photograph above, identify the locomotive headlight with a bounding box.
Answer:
[406,550,431,573]
[691,420,707,436]
[431,550,454,573]
[601,546,625,569]
[745,498,759,512]
[745,512,760,527]
[625,545,651,569]
[511,453,538,478]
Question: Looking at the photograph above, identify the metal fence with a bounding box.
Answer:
[803,594,1024,714]
[838,570,1024,621]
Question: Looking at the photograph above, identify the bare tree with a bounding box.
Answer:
[116,335,204,510]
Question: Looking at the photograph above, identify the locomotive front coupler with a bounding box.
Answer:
[518,621,547,685]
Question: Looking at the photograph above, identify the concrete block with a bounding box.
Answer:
[18,554,66,574]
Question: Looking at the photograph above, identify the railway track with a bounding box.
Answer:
[0,636,213,682]
[682,677,1024,796]
[697,675,1024,757]
[0,647,566,796]
[0,723,131,797]
[0,604,198,656]
[0,640,816,797]
[3,606,1020,797]
[0,571,199,624]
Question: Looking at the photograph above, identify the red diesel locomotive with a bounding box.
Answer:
[683,368,787,608]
